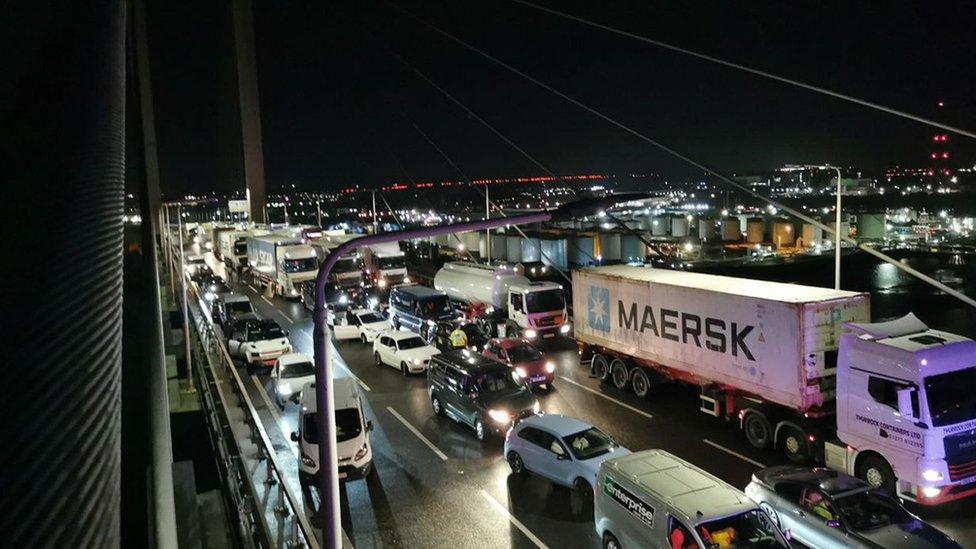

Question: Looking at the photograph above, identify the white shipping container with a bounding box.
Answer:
[573,266,870,411]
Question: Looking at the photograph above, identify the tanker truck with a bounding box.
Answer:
[433,261,570,340]
[574,265,976,506]
[247,234,318,299]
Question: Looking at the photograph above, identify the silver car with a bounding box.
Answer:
[744,466,960,549]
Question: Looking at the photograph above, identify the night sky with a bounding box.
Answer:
[148,1,976,197]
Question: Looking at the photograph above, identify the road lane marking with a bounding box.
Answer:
[247,283,258,293]
[275,309,294,324]
[250,374,299,458]
[702,438,766,468]
[261,295,274,307]
[386,406,448,461]
[479,489,548,549]
[558,376,653,420]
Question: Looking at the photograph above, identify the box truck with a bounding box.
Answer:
[363,242,408,290]
[433,261,569,340]
[247,234,318,299]
[574,265,976,505]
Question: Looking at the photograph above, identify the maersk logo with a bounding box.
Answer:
[588,286,611,332]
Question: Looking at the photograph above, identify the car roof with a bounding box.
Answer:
[434,349,505,372]
[222,293,250,303]
[386,330,425,341]
[518,414,592,437]
[754,465,868,496]
[604,450,755,524]
[238,318,279,329]
[392,284,445,298]
[300,377,358,413]
[277,353,311,366]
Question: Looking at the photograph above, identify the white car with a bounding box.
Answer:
[226,318,292,370]
[331,308,390,343]
[270,353,315,408]
[373,330,440,375]
[292,378,373,488]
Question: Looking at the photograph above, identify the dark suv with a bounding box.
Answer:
[427,349,539,441]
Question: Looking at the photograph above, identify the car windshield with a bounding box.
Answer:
[833,489,912,532]
[358,312,384,324]
[508,344,543,363]
[378,256,405,269]
[397,336,426,350]
[563,427,615,460]
[227,301,253,313]
[925,365,976,427]
[280,360,313,378]
[249,324,284,341]
[334,256,360,273]
[525,289,565,313]
[284,257,318,273]
[477,369,526,394]
[304,409,362,444]
[697,509,787,548]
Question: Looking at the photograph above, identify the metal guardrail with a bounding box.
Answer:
[180,269,319,549]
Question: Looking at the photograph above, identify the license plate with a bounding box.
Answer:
[542,333,555,339]
[532,375,546,381]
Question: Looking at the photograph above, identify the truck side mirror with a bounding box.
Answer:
[897,387,918,421]
[290,431,299,442]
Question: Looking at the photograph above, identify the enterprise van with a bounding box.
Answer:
[388,285,455,336]
[595,450,790,549]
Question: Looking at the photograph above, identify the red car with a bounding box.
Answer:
[483,338,555,389]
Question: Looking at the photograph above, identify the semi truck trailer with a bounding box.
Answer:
[573,265,976,505]
[434,261,569,339]
[247,234,318,298]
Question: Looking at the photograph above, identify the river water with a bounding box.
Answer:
[695,250,976,338]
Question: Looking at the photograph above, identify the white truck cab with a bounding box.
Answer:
[364,242,408,290]
[828,313,976,505]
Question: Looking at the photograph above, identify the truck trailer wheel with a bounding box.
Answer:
[592,354,611,384]
[743,412,772,449]
[630,368,652,398]
[856,454,896,494]
[780,426,811,464]
[610,358,629,390]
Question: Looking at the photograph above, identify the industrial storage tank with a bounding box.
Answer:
[651,217,668,236]
[621,234,647,263]
[800,223,823,247]
[772,221,795,248]
[746,218,765,243]
[569,235,596,265]
[698,218,717,240]
[598,233,622,262]
[721,219,741,241]
[506,235,522,262]
[490,233,508,261]
[520,236,542,262]
[671,216,689,237]
[857,213,886,240]
[539,238,568,269]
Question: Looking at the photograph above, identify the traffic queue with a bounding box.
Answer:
[183,226,968,549]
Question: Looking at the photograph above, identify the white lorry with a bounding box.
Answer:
[310,235,366,301]
[433,261,569,339]
[363,242,408,290]
[218,230,249,269]
[574,265,976,506]
[247,234,318,298]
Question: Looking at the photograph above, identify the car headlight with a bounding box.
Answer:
[338,295,348,304]
[532,401,540,415]
[559,324,571,334]
[369,297,379,308]
[277,385,292,397]
[412,358,421,365]
[204,291,216,301]
[515,367,527,378]
[922,469,944,482]
[378,279,387,288]
[354,442,368,461]
[300,453,316,467]
[545,361,555,373]
[922,486,942,499]
[487,408,511,424]
[524,329,537,338]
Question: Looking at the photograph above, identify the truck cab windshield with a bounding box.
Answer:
[925,365,976,426]
[418,296,452,318]
[525,289,565,314]
[233,241,247,255]
[284,257,318,273]
[378,256,405,270]
[334,257,360,274]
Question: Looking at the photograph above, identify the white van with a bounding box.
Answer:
[595,450,791,549]
[292,378,373,491]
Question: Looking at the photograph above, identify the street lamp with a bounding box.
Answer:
[802,165,843,289]
[311,195,642,548]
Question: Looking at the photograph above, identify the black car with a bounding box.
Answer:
[198,275,230,302]
[427,349,539,441]
[426,321,490,352]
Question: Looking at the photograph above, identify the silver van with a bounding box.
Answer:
[595,449,791,549]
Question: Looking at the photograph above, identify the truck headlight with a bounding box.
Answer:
[922,469,944,482]
[545,361,556,373]
[922,486,942,499]
[487,408,511,424]
[515,367,527,378]
[524,329,537,339]
[559,324,571,334]
[403,276,411,283]
[378,279,387,288]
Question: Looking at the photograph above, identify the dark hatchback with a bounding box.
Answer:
[427,349,539,441]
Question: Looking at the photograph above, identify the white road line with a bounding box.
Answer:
[261,295,273,307]
[479,490,548,549]
[247,283,258,293]
[386,406,448,461]
[250,375,299,458]
[558,376,653,420]
[702,438,766,468]
[275,310,294,324]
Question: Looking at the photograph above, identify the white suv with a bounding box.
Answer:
[226,318,292,371]
[373,330,440,375]
[292,378,373,489]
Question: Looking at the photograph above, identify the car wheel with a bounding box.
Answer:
[431,394,444,416]
[759,501,780,529]
[474,419,486,441]
[360,334,367,344]
[610,358,629,390]
[744,412,772,449]
[602,532,620,549]
[374,352,382,367]
[507,451,525,475]
[630,368,651,398]
[573,477,593,504]
[392,317,400,330]
[780,426,811,464]
[400,362,409,376]
[857,454,896,494]
[592,354,610,384]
